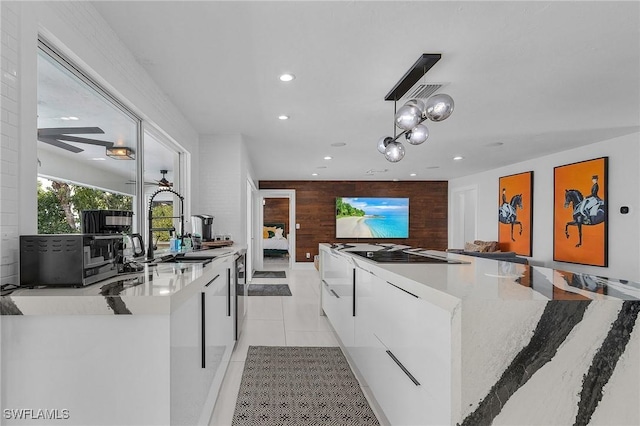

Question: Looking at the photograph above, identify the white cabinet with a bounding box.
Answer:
[349,262,452,425]
[320,249,355,347]
[170,259,235,425]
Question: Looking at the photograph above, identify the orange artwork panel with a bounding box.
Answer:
[553,157,608,267]
[498,171,533,256]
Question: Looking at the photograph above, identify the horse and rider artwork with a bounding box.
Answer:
[554,157,608,267]
[498,171,533,256]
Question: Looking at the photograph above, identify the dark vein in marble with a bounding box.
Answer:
[0,297,24,315]
[100,281,136,315]
[573,301,640,426]
[458,300,592,426]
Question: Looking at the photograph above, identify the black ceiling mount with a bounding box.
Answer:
[384,53,441,101]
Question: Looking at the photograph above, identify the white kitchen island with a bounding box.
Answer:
[0,247,244,426]
[319,243,640,426]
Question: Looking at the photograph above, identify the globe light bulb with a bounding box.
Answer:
[377,136,393,154]
[425,93,454,122]
[384,141,405,162]
[406,124,429,145]
[395,104,421,130]
[404,98,426,116]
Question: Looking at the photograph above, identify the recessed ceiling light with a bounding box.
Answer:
[68,116,79,120]
[453,156,464,161]
[279,73,295,82]
[410,173,417,177]
[278,115,290,120]
[324,156,332,160]
[89,157,106,161]
[331,142,346,147]
[60,117,70,120]
[311,173,318,176]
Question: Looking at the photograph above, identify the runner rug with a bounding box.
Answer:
[253,270,286,278]
[232,346,379,425]
[247,284,292,296]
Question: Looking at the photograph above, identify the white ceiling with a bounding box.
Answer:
[90,1,640,181]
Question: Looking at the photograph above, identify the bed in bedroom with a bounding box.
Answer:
[263,223,289,257]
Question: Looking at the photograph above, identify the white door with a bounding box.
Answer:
[450,186,477,249]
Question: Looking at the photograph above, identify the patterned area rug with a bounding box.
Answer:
[248,284,292,296]
[232,346,379,425]
[253,270,287,278]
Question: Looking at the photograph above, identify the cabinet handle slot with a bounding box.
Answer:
[330,289,340,298]
[386,350,420,386]
[352,268,356,316]
[205,274,220,287]
[226,268,231,317]
[201,292,206,369]
[387,281,419,298]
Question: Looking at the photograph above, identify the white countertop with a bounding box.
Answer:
[321,243,640,311]
[1,247,242,316]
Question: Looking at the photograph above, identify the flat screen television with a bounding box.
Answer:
[336,197,409,238]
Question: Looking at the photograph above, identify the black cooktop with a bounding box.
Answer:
[349,250,468,264]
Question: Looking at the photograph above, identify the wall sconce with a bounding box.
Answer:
[106,146,135,160]
[378,54,455,163]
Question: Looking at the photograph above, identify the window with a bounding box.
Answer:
[37,39,141,233]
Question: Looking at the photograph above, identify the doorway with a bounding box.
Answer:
[256,189,296,271]
[450,185,478,249]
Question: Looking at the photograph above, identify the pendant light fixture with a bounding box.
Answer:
[378,54,455,162]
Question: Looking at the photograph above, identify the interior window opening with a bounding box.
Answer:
[37,38,141,234]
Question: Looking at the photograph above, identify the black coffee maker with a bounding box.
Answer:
[191,214,214,241]
[82,210,133,234]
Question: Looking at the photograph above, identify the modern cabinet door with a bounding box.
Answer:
[321,250,355,347]
[353,267,451,426]
[170,261,236,425]
[375,277,452,425]
[205,263,235,357]
[170,278,215,425]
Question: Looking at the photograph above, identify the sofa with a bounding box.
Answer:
[447,240,529,265]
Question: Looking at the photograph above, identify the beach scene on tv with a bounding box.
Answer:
[336,197,409,238]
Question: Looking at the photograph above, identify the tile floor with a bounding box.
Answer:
[208,257,343,425]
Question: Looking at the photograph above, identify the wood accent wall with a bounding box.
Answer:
[264,198,289,234]
[259,181,448,262]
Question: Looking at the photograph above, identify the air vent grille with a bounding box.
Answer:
[401,83,447,100]
[365,169,388,175]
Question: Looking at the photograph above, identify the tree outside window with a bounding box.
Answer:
[37,178,132,234]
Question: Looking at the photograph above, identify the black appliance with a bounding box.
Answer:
[82,210,133,234]
[349,250,469,264]
[20,234,121,287]
[191,214,214,241]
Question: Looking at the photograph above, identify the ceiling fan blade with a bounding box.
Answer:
[37,127,105,136]
[38,136,84,153]
[55,135,114,148]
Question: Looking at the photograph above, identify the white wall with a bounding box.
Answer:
[0,1,199,285]
[449,133,640,281]
[198,134,255,246]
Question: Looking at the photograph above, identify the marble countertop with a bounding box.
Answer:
[1,246,242,316]
[321,243,640,310]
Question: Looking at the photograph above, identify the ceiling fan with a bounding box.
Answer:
[126,170,173,187]
[37,127,114,153]
[156,170,173,187]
